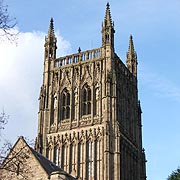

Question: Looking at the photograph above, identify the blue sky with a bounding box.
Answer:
[0,0,180,180]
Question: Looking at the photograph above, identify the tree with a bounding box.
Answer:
[0,0,17,41]
[0,110,8,137]
[0,112,34,179]
[167,168,180,180]
[0,138,33,180]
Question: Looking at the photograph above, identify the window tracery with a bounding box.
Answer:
[82,84,91,116]
[61,89,70,120]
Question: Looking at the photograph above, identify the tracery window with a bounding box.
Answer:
[62,89,70,120]
[82,84,91,115]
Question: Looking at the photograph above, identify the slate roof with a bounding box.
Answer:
[30,147,63,175]
[8,136,77,179]
[29,146,77,179]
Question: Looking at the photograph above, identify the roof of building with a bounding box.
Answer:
[2,136,76,179]
[30,147,63,175]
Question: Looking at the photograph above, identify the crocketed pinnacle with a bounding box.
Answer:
[127,35,137,58]
[48,18,55,39]
[126,35,137,76]
[128,35,135,54]
[104,2,113,26]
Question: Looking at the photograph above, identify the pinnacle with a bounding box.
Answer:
[48,18,55,38]
[128,34,135,54]
[104,2,113,26]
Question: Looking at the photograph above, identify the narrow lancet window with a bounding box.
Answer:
[82,84,91,116]
[61,89,70,120]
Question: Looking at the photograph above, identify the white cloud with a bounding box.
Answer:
[0,29,71,144]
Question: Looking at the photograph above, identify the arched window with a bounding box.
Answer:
[62,89,70,120]
[105,33,110,43]
[82,85,91,115]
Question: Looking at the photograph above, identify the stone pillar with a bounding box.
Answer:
[114,135,120,180]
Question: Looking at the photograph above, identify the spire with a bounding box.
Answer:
[128,35,135,54]
[126,35,137,76]
[127,35,137,61]
[104,2,113,27]
[127,35,137,59]
[44,18,57,59]
[102,3,115,48]
[48,18,55,39]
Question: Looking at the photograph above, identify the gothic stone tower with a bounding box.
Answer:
[35,3,146,180]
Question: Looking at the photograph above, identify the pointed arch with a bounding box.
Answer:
[82,84,91,116]
[61,88,70,120]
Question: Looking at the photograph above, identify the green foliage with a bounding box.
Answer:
[168,168,180,180]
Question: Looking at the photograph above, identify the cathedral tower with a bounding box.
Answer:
[35,3,146,180]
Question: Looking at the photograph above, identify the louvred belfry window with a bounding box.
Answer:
[62,89,70,119]
[82,84,91,115]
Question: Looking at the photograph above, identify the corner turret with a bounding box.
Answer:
[36,19,57,155]
[44,18,57,59]
[101,2,115,49]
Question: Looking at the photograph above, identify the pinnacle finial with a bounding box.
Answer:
[48,18,55,38]
[104,2,112,26]
[78,47,81,53]
[128,34,135,53]
[126,34,137,76]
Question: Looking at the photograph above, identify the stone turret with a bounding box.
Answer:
[102,2,115,49]
[44,18,57,59]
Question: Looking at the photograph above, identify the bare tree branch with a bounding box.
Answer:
[0,110,9,138]
[0,141,33,179]
[0,0,18,41]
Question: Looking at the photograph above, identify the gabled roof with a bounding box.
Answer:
[30,147,63,175]
[2,136,76,179]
